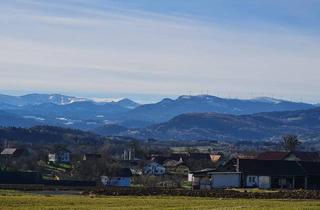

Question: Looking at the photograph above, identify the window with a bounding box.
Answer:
[248,176,256,183]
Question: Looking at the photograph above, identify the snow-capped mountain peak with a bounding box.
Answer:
[0,93,89,106]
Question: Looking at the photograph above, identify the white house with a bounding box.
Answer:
[143,162,166,176]
[48,148,71,163]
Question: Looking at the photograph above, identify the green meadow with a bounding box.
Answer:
[0,190,320,210]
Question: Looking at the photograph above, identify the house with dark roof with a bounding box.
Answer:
[163,158,189,175]
[150,154,188,165]
[256,151,320,162]
[237,159,320,189]
[1,148,26,157]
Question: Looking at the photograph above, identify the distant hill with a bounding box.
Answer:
[93,124,129,136]
[120,107,320,141]
[112,98,140,109]
[0,110,42,127]
[120,95,315,126]
[0,126,106,145]
[16,101,130,120]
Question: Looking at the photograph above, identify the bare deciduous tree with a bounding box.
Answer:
[283,135,301,152]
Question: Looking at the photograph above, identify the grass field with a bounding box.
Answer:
[0,190,320,210]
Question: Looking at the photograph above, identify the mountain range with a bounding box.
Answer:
[0,93,318,142]
[118,95,314,126]
[121,107,320,141]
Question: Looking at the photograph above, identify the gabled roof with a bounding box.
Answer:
[190,168,216,176]
[239,159,320,176]
[293,152,320,162]
[256,151,289,160]
[151,154,187,164]
[210,154,222,162]
[0,148,24,155]
[1,148,18,155]
[256,151,320,162]
[163,159,184,168]
[238,159,306,176]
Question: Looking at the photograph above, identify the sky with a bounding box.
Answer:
[0,0,320,103]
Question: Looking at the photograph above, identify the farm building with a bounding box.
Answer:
[163,158,189,175]
[256,151,320,162]
[191,169,241,190]
[237,159,320,189]
[1,148,26,157]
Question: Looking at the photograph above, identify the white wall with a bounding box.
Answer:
[258,176,271,189]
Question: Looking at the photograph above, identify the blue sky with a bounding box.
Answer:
[0,0,320,103]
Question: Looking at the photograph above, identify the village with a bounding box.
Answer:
[1,135,320,191]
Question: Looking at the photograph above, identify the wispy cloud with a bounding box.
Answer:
[0,0,319,102]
